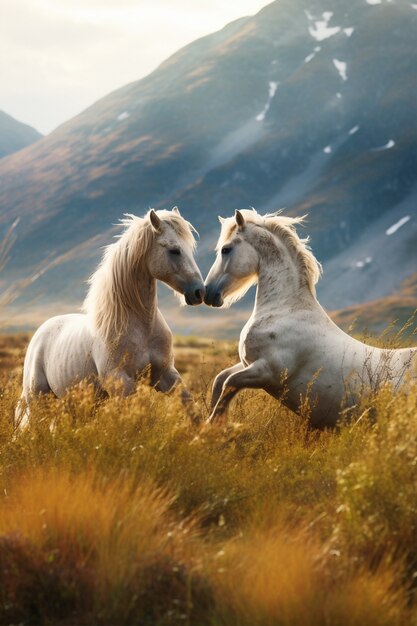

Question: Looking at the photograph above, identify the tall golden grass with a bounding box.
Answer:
[0,335,416,625]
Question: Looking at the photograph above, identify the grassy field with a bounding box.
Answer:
[1,332,417,625]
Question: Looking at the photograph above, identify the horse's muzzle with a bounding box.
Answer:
[185,282,205,306]
[204,285,224,308]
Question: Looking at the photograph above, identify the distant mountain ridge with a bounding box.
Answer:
[0,0,416,334]
[0,111,42,158]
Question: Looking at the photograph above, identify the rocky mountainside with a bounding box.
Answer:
[0,0,416,332]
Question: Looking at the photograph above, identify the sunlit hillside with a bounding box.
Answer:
[1,332,417,625]
[332,272,417,337]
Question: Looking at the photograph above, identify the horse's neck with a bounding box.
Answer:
[253,248,379,360]
[123,269,159,335]
[254,249,316,314]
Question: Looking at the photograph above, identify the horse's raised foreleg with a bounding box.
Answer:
[154,366,201,424]
[154,365,191,403]
[152,365,182,392]
[210,362,245,411]
[207,359,271,424]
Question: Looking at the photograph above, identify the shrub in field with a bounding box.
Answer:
[208,525,408,626]
[0,381,342,532]
[0,471,410,626]
[0,470,209,625]
[335,384,417,574]
[0,531,90,625]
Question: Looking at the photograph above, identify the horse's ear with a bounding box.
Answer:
[235,209,245,230]
[149,209,162,232]
[218,216,225,224]
[172,206,181,216]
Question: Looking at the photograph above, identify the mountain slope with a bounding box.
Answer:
[333,272,417,337]
[0,0,416,329]
[0,111,42,158]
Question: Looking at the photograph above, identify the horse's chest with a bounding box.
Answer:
[131,341,170,372]
[115,335,151,377]
[148,332,173,372]
[122,321,172,371]
[133,350,152,373]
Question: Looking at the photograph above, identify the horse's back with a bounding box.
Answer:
[23,313,97,397]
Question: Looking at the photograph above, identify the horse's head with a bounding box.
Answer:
[204,210,258,307]
[204,209,321,308]
[146,207,205,305]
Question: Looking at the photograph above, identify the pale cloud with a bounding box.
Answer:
[0,0,270,134]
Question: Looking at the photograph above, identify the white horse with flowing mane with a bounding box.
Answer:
[204,209,417,428]
[17,207,205,426]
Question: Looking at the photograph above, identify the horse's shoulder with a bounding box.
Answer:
[239,315,277,362]
[242,311,287,341]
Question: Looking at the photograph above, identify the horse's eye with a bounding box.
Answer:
[169,248,181,256]
[221,246,232,255]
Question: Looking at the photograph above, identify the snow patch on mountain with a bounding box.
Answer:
[355,256,372,268]
[333,59,348,80]
[386,216,410,235]
[306,11,341,41]
[305,45,322,62]
[256,81,278,122]
[372,139,395,151]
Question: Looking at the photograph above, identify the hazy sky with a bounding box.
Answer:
[1,0,271,135]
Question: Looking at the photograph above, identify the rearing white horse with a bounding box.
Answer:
[204,209,417,428]
[18,207,204,426]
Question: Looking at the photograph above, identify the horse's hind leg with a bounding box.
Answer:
[208,360,271,424]
[16,368,51,429]
[210,363,245,411]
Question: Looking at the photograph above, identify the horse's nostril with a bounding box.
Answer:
[194,288,202,300]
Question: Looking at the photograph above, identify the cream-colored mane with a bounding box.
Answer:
[218,209,322,298]
[83,210,196,342]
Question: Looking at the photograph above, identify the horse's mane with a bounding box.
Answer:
[218,209,322,302]
[83,210,196,342]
